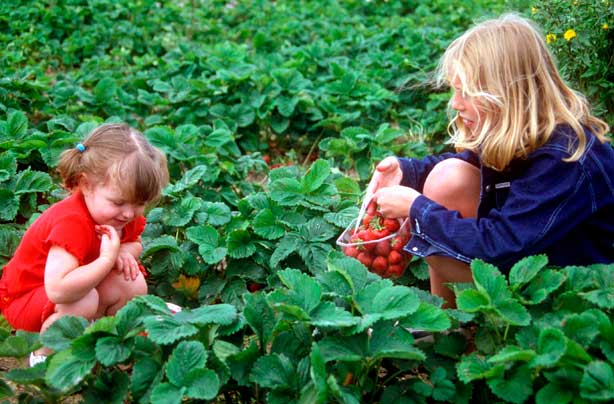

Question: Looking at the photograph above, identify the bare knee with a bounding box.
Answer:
[423,158,480,218]
[54,288,99,320]
[97,272,148,313]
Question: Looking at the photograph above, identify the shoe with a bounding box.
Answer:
[29,352,47,367]
[166,302,182,314]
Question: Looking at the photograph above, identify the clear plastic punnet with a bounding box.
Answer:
[336,199,413,278]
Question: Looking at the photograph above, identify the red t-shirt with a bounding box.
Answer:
[0,191,146,302]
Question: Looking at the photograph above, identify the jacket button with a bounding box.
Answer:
[485,185,491,192]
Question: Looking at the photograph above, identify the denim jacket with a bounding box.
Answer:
[398,125,614,271]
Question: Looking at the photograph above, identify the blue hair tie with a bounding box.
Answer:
[75,143,86,152]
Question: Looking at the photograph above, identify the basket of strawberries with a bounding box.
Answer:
[337,199,412,278]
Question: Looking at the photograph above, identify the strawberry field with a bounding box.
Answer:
[1,0,613,403]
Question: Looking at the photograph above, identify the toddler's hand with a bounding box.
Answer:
[116,249,140,281]
[373,185,421,218]
[96,225,120,266]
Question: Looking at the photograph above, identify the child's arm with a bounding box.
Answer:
[44,225,120,304]
[116,238,143,281]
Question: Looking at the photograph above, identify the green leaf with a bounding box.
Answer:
[202,202,231,226]
[581,288,614,309]
[471,259,510,304]
[8,110,27,138]
[488,345,537,364]
[270,234,301,268]
[253,209,285,240]
[244,292,277,346]
[399,303,451,332]
[167,341,207,387]
[185,368,220,400]
[277,268,322,313]
[13,168,52,194]
[41,315,88,351]
[495,299,531,326]
[520,269,566,305]
[205,127,233,148]
[186,225,226,264]
[563,311,602,346]
[142,235,181,256]
[456,289,490,312]
[299,218,337,242]
[530,328,567,368]
[93,77,117,101]
[0,190,18,221]
[275,95,299,117]
[46,349,96,391]
[166,196,202,226]
[0,378,13,399]
[456,353,502,383]
[309,343,328,403]
[150,383,185,404]
[535,382,573,404]
[319,335,365,362]
[310,302,360,328]
[302,160,330,193]
[95,336,132,366]
[508,255,548,287]
[179,304,237,326]
[131,358,161,398]
[369,323,426,361]
[269,178,304,205]
[356,284,420,319]
[487,364,533,404]
[580,361,614,401]
[227,229,256,258]
[164,166,209,195]
[431,367,456,401]
[250,354,297,390]
[143,316,198,345]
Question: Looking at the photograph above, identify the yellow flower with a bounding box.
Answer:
[573,0,578,4]
[603,23,610,30]
[546,33,557,44]
[564,29,576,41]
[531,6,538,14]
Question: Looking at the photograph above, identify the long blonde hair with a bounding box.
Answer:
[437,13,610,171]
[57,123,169,204]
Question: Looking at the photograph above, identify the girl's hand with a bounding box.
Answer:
[116,248,140,281]
[373,185,421,218]
[95,225,120,266]
[367,156,403,194]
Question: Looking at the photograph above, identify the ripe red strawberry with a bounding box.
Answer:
[344,246,359,257]
[388,250,403,264]
[372,256,388,275]
[387,265,404,278]
[383,218,400,233]
[356,252,373,268]
[357,230,377,251]
[390,236,405,251]
[247,282,265,292]
[362,214,374,228]
[374,240,391,257]
[366,200,377,215]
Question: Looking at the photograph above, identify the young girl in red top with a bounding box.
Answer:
[0,123,169,363]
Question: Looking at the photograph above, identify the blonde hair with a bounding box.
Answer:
[437,13,610,171]
[57,123,169,204]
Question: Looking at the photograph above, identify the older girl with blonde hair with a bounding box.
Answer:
[0,123,169,364]
[370,14,614,307]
